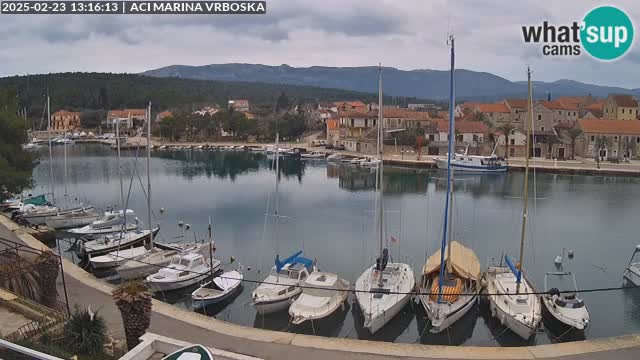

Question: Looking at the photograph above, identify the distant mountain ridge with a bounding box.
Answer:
[143,63,640,101]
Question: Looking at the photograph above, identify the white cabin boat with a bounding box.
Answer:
[289,272,350,325]
[191,270,243,309]
[542,272,589,330]
[89,246,149,269]
[116,243,203,280]
[78,228,158,259]
[146,252,220,292]
[435,153,507,173]
[301,152,325,159]
[252,251,316,315]
[623,245,640,286]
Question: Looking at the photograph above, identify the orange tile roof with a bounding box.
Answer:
[109,109,146,118]
[578,119,640,135]
[538,101,565,110]
[338,111,373,118]
[461,102,481,110]
[505,99,528,109]
[437,120,489,134]
[610,94,638,107]
[556,96,585,104]
[586,101,605,110]
[52,110,81,117]
[382,108,431,120]
[476,103,510,113]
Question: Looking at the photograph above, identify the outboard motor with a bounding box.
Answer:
[376,248,389,271]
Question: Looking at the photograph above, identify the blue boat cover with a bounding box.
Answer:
[23,195,48,206]
[275,250,303,272]
[504,254,522,283]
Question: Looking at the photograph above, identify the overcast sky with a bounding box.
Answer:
[0,0,638,88]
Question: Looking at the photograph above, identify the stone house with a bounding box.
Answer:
[51,110,81,131]
[576,119,640,160]
[603,94,639,120]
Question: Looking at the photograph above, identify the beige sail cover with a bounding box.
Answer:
[422,241,481,280]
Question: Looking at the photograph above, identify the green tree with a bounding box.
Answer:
[497,123,516,159]
[566,128,583,160]
[471,111,486,122]
[0,90,35,201]
[112,281,152,351]
[544,134,559,159]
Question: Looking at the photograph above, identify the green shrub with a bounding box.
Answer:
[63,305,107,356]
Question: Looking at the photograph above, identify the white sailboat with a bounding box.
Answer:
[419,36,481,333]
[252,133,318,314]
[484,67,541,340]
[289,272,350,325]
[354,65,415,334]
[67,209,138,239]
[78,228,159,259]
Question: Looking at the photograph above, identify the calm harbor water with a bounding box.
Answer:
[31,143,640,346]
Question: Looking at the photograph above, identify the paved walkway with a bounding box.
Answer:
[1,218,640,359]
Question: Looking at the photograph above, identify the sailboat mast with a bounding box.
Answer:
[63,123,68,208]
[47,95,55,201]
[438,35,456,303]
[377,65,385,264]
[116,116,125,215]
[274,132,280,257]
[208,217,213,277]
[147,102,153,247]
[516,67,533,292]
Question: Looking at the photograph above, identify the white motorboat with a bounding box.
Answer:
[45,207,100,229]
[192,270,243,309]
[289,272,350,325]
[355,66,415,335]
[67,209,136,238]
[484,66,541,341]
[359,158,380,168]
[250,146,267,152]
[146,252,220,292]
[78,228,158,259]
[623,245,640,285]
[252,251,316,314]
[348,158,363,165]
[89,246,149,269]
[20,205,61,225]
[485,264,541,339]
[161,344,213,360]
[116,243,204,280]
[220,145,235,151]
[419,242,481,333]
[542,272,589,330]
[301,152,325,159]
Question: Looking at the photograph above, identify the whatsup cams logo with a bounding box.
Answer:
[522,5,634,60]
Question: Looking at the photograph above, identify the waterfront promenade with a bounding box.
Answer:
[1,216,640,359]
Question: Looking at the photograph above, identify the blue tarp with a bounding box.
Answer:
[505,254,522,283]
[275,250,303,272]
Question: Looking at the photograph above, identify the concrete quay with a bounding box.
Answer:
[1,215,640,359]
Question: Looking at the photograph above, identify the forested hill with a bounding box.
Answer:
[0,72,431,117]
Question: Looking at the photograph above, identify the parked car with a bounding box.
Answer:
[325,143,334,149]
[335,144,345,150]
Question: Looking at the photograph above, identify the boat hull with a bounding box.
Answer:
[623,265,640,286]
[420,293,477,333]
[253,294,298,315]
[541,296,589,331]
[192,285,242,309]
[290,292,348,325]
[147,272,209,292]
[79,228,158,259]
[434,158,507,173]
[46,213,101,229]
[360,291,411,334]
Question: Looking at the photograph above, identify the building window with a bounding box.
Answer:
[515,110,519,114]
[614,136,618,142]
[541,126,545,131]
[510,139,515,145]
[637,136,640,143]
[538,115,542,121]
[558,111,561,115]
[591,135,595,141]
[622,109,625,114]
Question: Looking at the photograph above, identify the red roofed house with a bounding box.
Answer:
[334,101,366,113]
[51,110,81,131]
[473,103,511,126]
[604,94,639,120]
[423,120,490,156]
[576,119,640,160]
[155,111,173,122]
[107,109,147,132]
[583,101,605,119]
[503,99,529,125]
[228,99,250,112]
